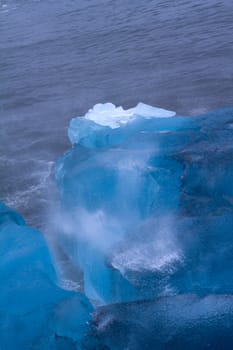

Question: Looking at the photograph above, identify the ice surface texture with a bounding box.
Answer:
[0,202,93,349]
[85,294,233,350]
[56,104,233,306]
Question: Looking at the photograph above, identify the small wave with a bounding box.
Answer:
[59,278,81,292]
[4,160,54,209]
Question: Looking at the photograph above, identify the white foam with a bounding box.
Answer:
[85,102,176,129]
[112,244,181,273]
[111,217,183,274]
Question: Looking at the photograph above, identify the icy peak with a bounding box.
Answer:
[85,102,176,129]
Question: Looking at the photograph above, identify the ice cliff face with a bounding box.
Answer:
[56,104,233,305]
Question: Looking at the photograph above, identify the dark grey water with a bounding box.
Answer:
[0,0,233,228]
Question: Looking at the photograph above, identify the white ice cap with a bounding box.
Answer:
[85,102,176,129]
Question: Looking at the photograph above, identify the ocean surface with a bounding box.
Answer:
[0,0,233,228]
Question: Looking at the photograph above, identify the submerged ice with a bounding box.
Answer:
[2,102,233,349]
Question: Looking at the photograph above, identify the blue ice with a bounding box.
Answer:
[3,102,233,348]
[56,103,233,305]
[0,202,93,349]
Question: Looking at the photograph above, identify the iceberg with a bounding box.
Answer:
[3,102,233,348]
[0,202,93,349]
[56,104,233,304]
